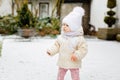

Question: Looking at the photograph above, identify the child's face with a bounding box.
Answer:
[62,23,71,32]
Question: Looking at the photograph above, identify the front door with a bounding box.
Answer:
[82,3,91,35]
[60,1,91,35]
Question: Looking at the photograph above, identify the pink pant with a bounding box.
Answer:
[57,68,80,80]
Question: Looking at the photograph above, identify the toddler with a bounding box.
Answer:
[47,6,88,80]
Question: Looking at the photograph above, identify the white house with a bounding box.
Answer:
[0,0,120,31]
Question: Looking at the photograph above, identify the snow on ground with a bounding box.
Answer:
[0,36,120,80]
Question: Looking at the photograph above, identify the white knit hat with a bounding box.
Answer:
[62,6,85,32]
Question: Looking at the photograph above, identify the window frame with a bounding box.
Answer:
[39,2,49,18]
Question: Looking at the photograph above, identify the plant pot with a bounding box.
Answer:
[116,34,120,42]
[0,28,9,35]
[50,30,59,35]
[97,28,117,40]
[39,31,46,36]
[18,28,35,38]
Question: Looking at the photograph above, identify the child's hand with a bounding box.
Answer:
[71,54,77,61]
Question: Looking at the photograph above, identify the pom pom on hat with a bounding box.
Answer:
[72,6,85,16]
[62,6,85,32]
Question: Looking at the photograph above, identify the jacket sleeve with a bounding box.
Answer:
[47,39,60,56]
[74,36,88,60]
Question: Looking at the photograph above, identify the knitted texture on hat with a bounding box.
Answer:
[62,6,85,35]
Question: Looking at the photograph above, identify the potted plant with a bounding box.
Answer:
[16,1,37,38]
[0,15,18,35]
[38,17,60,37]
[97,0,117,40]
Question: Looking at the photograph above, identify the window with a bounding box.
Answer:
[39,3,49,19]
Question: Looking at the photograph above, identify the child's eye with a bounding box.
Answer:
[66,24,69,27]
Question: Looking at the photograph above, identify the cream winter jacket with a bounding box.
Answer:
[47,35,87,69]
